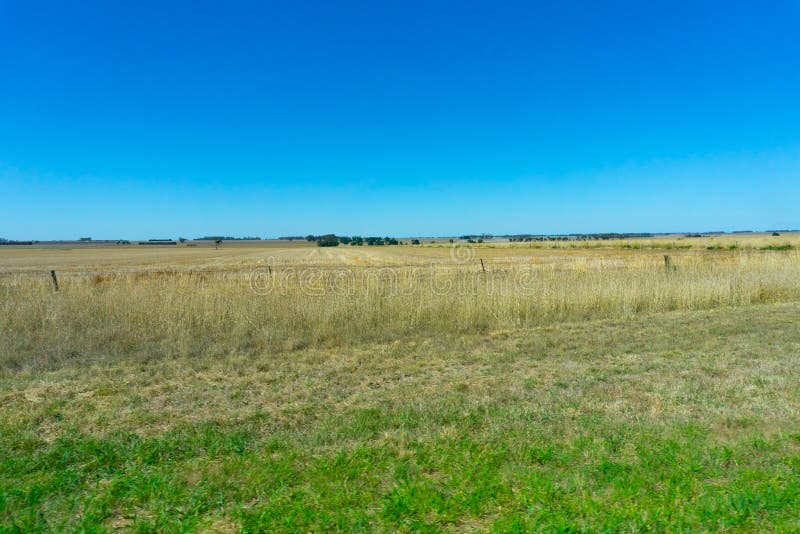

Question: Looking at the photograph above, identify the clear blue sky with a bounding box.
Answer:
[1,1,798,239]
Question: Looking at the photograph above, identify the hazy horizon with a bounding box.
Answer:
[3,228,799,242]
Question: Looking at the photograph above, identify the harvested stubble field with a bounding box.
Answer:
[2,236,800,531]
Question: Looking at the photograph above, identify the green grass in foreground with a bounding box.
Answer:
[2,303,800,532]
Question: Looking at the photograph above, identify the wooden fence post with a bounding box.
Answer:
[50,270,59,291]
[480,258,486,274]
[664,255,671,272]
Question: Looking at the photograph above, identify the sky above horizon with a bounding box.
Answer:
[1,1,799,239]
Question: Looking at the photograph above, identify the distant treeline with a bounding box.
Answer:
[305,234,402,247]
[506,233,655,242]
[508,236,568,242]
[195,236,262,241]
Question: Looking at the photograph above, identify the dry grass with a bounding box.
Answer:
[6,303,800,441]
[501,232,800,251]
[1,241,799,370]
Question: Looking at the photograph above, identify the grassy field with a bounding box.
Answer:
[2,237,800,531]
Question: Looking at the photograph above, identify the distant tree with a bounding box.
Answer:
[214,239,222,249]
[772,232,781,236]
[339,236,352,245]
[178,237,187,243]
[305,235,316,242]
[449,239,454,243]
[411,239,420,245]
[351,236,364,246]
[317,234,339,247]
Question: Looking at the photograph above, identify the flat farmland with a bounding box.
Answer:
[2,236,800,531]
